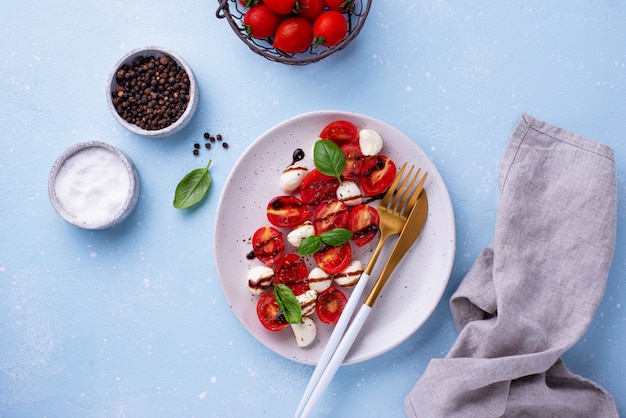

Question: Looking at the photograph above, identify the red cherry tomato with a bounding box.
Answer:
[316,287,348,324]
[324,0,354,13]
[313,199,349,235]
[252,226,285,266]
[267,195,312,228]
[314,241,352,274]
[360,155,397,197]
[299,169,340,206]
[274,253,309,295]
[319,120,359,147]
[243,5,282,39]
[340,143,363,181]
[347,204,380,247]
[273,18,314,54]
[295,0,325,22]
[313,11,348,47]
[257,293,289,331]
[264,0,297,14]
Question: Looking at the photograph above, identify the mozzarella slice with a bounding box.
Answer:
[280,164,308,194]
[336,180,362,206]
[291,316,317,348]
[296,289,318,316]
[287,221,315,247]
[246,265,274,295]
[333,260,363,287]
[359,128,383,156]
[308,267,332,293]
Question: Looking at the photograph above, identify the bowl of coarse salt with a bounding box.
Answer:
[48,141,140,230]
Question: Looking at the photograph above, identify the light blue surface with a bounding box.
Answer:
[1,1,625,417]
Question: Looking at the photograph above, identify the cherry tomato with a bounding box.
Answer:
[273,18,314,54]
[257,293,289,331]
[274,253,309,295]
[243,5,282,39]
[299,169,340,206]
[267,195,312,228]
[313,199,349,234]
[340,143,363,181]
[319,120,359,147]
[252,226,285,266]
[314,241,352,274]
[324,0,354,13]
[347,204,380,247]
[295,0,325,22]
[316,287,347,324]
[313,11,348,47]
[360,155,397,197]
[264,0,297,14]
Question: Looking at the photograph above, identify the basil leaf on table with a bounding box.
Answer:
[314,140,345,183]
[173,160,213,209]
[274,284,302,324]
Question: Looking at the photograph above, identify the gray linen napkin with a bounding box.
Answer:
[405,114,619,417]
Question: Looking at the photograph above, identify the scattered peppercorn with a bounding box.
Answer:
[112,54,190,131]
[222,142,229,148]
[209,136,216,142]
[203,132,210,139]
[216,134,222,141]
[194,143,200,149]
[193,149,199,156]
[205,143,211,149]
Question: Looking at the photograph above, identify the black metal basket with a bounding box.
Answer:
[216,0,372,65]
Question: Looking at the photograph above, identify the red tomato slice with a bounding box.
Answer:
[252,226,285,266]
[314,241,352,274]
[313,199,349,235]
[347,204,380,247]
[273,253,309,295]
[267,195,312,228]
[257,293,289,332]
[316,287,348,324]
[360,155,397,197]
[340,143,363,181]
[299,169,340,206]
[319,120,359,147]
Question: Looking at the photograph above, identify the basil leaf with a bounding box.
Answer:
[297,235,323,256]
[173,160,213,209]
[274,284,302,324]
[320,228,353,246]
[314,140,345,182]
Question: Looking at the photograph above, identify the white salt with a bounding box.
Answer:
[54,146,131,227]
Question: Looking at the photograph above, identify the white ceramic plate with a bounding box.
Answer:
[214,110,455,365]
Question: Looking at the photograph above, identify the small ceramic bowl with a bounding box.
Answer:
[107,46,198,138]
[48,141,140,230]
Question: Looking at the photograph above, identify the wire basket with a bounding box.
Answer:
[216,0,372,65]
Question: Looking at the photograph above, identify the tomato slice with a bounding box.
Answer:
[314,241,352,274]
[313,198,349,235]
[299,169,340,206]
[360,155,397,197]
[347,204,380,247]
[273,253,309,295]
[257,293,289,332]
[252,226,285,266]
[319,120,359,147]
[316,287,347,324]
[340,143,363,181]
[267,195,312,228]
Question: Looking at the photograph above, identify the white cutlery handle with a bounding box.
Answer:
[300,304,372,418]
[295,272,371,417]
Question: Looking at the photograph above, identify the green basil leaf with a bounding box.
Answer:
[320,228,353,246]
[314,140,345,182]
[173,160,213,209]
[297,235,323,256]
[274,284,302,324]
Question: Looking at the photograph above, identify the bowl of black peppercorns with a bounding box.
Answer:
[107,46,198,138]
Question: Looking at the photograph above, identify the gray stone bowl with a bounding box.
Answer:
[48,141,140,229]
[106,46,198,138]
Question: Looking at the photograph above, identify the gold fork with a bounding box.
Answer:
[295,163,427,418]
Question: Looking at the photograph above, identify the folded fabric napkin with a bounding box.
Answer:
[404,114,619,417]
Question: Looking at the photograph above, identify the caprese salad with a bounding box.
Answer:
[246,119,398,348]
